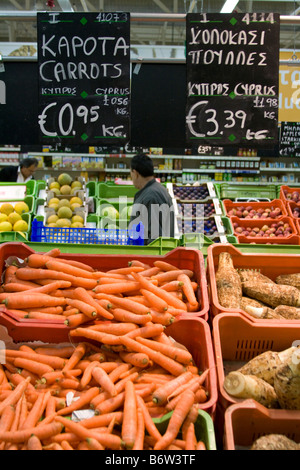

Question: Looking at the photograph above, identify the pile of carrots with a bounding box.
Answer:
[0,248,201,326]
[0,248,209,450]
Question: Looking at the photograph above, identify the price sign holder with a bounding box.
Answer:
[186,13,280,147]
[279,122,300,157]
[37,12,130,145]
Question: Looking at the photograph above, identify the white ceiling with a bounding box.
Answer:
[0,0,299,51]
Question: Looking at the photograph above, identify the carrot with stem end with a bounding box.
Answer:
[185,423,197,450]
[131,272,187,311]
[54,416,122,450]
[152,371,194,405]
[85,437,105,450]
[161,280,184,292]
[140,289,168,312]
[92,366,117,397]
[45,259,95,280]
[124,322,165,339]
[64,313,91,328]
[152,269,194,284]
[0,377,31,416]
[154,389,195,450]
[13,358,54,376]
[147,309,175,326]
[65,297,98,319]
[119,336,186,377]
[119,351,151,369]
[177,273,199,308]
[95,293,151,315]
[153,260,179,271]
[89,321,139,335]
[56,386,100,416]
[5,350,65,370]
[73,287,114,320]
[111,307,152,325]
[80,412,123,430]
[122,380,138,450]
[94,281,141,295]
[61,343,87,374]
[0,421,64,444]
[1,293,66,309]
[107,266,145,275]
[69,327,123,346]
[136,336,193,365]
[16,267,97,290]
[21,391,50,430]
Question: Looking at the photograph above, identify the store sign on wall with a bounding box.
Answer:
[37,11,131,145]
[279,50,300,122]
[186,12,280,147]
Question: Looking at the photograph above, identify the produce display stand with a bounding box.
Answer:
[214,183,277,201]
[207,242,300,322]
[223,399,300,451]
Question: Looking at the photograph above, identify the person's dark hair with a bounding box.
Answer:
[20,157,39,169]
[130,153,154,177]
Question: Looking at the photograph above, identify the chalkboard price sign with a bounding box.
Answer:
[280,122,300,157]
[186,13,280,147]
[37,12,130,145]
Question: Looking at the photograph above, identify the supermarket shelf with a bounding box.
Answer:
[183,168,260,174]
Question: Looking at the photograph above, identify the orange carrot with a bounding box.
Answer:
[26,252,62,268]
[92,366,117,397]
[0,421,63,443]
[45,259,95,280]
[5,350,66,370]
[94,281,141,295]
[21,391,50,429]
[128,260,150,269]
[0,404,15,433]
[152,270,193,284]
[151,371,194,405]
[125,322,165,339]
[140,289,168,312]
[111,307,152,325]
[119,336,186,377]
[1,293,66,310]
[70,327,122,346]
[54,416,122,450]
[0,377,31,416]
[161,280,184,292]
[154,390,195,450]
[148,309,175,326]
[95,293,151,315]
[136,336,193,365]
[73,287,114,320]
[185,422,197,450]
[27,434,43,450]
[16,267,97,290]
[122,380,137,449]
[56,387,100,416]
[24,312,65,321]
[139,267,161,277]
[196,440,207,450]
[177,273,198,308]
[81,412,123,430]
[107,266,145,275]
[64,313,91,328]
[86,437,104,450]
[61,343,86,374]
[136,395,162,442]
[119,351,151,368]
[132,272,187,311]
[34,346,74,358]
[153,260,179,271]
[90,321,138,335]
[133,407,145,450]
[13,358,54,377]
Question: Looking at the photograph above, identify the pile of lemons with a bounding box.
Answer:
[46,196,85,228]
[0,202,29,232]
[48,173,83,196]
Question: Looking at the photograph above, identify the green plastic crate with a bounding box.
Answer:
[0,180,37,198]
[219,183,277,200]
[86,181,97,197]
[0,212,31,241]
[153,409,216,450]
[97,182,137,201]
[19,236,179,255]
[97,198,133,220]
[0,196,34,214]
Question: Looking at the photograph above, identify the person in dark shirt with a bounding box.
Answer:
[129,153,175,244]
[0,157,38,183]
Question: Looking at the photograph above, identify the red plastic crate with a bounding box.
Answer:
[224,399,300,450]
[222,199,287,219]
[212,313,300,411]
[236,234,300,245]
[279,185,300,205]
[0,243,209,341]
[207,243,300,322]
[0,316,218,418]
[287,201,300,221]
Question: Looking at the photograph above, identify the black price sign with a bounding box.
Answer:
[37,12,130,145]
[280,122,300,157]
[186,13,280,147]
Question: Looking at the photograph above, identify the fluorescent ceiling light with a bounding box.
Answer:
[220,0,239,13]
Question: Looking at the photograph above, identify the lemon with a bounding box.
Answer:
[48,197,60,206]
[70,203,81,211]
[0,213,8,223]
[71,222,84,228]
[49,181,60,190]
[47,214,59,224]
[13,220,28,232]
[70,196,83,206]
[57,207,73,219]
[72,214,84,224]
[14,201,29,215]
[8,212,22,226]
[71,181,82,190]
[50,188,61,196]
[0,203,14,216]
[48,203,59,211]
[56,218,72,228]
[0,221,13,232]
[60,185,72,195]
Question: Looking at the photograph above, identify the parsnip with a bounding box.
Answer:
[274,305,300,320]
[251,434,300,451]
[274,356,300,410]
[239,270,274,285]
[223,371,279,408]
[216,252,242,309]
[243,304,283,320]
[242,281,300,308]
[237,347,297,386]
[276,273,300,290]
[240,297,270,310]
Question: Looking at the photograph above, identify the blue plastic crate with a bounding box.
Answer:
[30,218,144,246]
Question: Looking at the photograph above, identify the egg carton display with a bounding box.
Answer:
[167,182,217,202]
[46,173,86,199]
